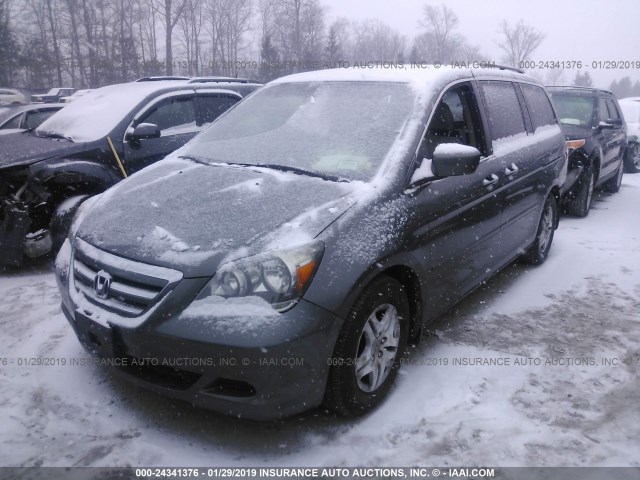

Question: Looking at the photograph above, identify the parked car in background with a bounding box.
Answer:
[0,77,262,266]
[547,86,627,217]
[618,97,640,173]
[0,104,64,136]
[0,88,28,105]
[55,66,566,420]
[31,88,75,103]
[59,89,94,103]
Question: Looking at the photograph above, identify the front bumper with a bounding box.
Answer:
[55,239,343,420]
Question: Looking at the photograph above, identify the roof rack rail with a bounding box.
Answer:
[188,76,251,84]
[546,85,613,95]
[481,63,525,74]
[135,76,192,82]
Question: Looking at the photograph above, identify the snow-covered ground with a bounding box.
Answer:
[1,175,639,467]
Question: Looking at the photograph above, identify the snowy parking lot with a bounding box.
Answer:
[1,175,639,468]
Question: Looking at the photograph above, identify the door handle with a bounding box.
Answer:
[505,163,519,176]
[482,174,499,186]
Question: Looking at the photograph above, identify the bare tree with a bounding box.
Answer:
[419,4,460,63]
[150,0,188,75]
[351,19,405,63]
[497,20,545,68]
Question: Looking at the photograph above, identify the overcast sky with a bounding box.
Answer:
[321,0,640,88]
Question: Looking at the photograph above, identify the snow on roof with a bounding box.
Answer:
[271,66,471,86]
[36,80,190,143]
[271,65,536,88]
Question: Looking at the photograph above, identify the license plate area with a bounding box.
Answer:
[75,310,123,359]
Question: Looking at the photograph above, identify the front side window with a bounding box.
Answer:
[480,81,527,142]
[521,84,557,132]
[139,96,196,135]
[417,83,486,160]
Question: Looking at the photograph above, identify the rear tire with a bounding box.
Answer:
[624,142,640,174]
[564,164,595,217]
[324,276,409,416]
[603,161,624,193]
[523,194,558,265]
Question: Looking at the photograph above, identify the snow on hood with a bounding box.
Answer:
[36,81,188,143]
[76,158,357,276]
[0,133,88,169]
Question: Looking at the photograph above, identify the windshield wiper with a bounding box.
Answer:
[178,154,212,166]
[178,156,351,183]
[244,163,351,183]
[35,131,74,142]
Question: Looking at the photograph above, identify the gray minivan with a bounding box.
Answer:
[55,66,566,419]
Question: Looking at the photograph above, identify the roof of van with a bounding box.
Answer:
[271,65,537,86]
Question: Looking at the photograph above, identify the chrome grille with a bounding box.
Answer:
[72,238,183,317]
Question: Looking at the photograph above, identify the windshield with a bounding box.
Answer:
[550,94,596,127]
[183,81,417,182]
[46,88,59,95]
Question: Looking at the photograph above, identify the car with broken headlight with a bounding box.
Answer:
[0,78,261,266]
[55,66,567,420]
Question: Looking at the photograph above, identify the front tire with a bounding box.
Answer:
[564,164,595,217]
[523,194,558,265]
[324,276,409,416]
[624,142,640,174]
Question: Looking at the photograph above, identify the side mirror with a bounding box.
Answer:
[598,119,622,129]
[126,123,161,141]
[432,144,481,177]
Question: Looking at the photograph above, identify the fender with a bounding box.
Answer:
[29,158,122,190]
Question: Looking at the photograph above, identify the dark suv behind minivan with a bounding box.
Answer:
[548,86,627,216]
[56,66,566,419]
[0,78,261,266]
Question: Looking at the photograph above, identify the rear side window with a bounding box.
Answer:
[520,84,557,132]
[198,95,239,125]
[480,81,527,142]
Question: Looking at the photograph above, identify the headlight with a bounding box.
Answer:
[196,242,324,312]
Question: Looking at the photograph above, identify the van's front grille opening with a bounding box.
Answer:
[71,238,182,317]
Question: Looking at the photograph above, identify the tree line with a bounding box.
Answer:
[1,0,550,90]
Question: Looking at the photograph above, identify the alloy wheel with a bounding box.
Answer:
[355,304,401,393]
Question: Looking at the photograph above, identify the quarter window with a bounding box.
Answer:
[520,84,557,132]
[598,98,609,122]
[1,113,23,129]
[605,99,621,121]
[480,81,527,142]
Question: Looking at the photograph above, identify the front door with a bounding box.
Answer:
[123,93,200,174]
[405,82,505,316]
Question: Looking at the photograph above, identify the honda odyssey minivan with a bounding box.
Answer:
[55,66,567,419]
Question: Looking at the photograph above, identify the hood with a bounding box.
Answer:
[0,133,86,169]
[559,123,595,141]
[77,158,358,277]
